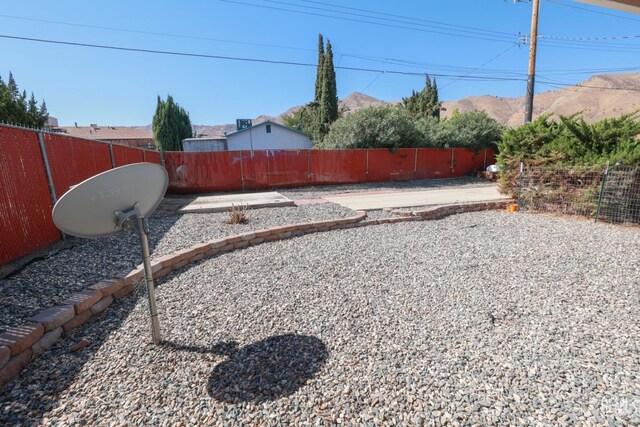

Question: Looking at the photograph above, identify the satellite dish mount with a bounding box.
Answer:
[114,203,161,344]
[52,163,168,345]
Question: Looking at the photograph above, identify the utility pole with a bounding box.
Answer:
[524,0,540,123]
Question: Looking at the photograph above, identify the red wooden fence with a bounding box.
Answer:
[0,124,496,265]
[164,147,495,193]
[0,126,159,266]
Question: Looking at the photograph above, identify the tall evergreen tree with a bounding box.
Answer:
[152,94,192,151]
[319,40,338,136]
[314,34,324,103]
[402,74,440,120]
[0,72,49,127]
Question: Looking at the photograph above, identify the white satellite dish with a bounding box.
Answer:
[52,163,168,345]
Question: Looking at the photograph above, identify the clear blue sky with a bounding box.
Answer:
[2,0,639,126]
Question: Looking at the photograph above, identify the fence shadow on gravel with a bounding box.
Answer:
[199,334,329,403]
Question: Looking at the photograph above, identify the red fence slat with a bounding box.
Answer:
[309,150,367,185]
[43,133,113,199]
[241,150,309,190]
[164,151,243,193]
[0,127,60,265]
[365,148,416,182]
[112,144,145,166]
[415,149,452,179]
[144,150,160,164]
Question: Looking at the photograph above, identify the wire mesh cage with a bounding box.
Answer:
[516,163,640,225]
[597,165,640,225]
[518,165,604,218]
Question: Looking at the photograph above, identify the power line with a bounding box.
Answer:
[219,0,517,44]
[0,13,315,53]
[3,33,639,92]
[440,44,520,89]
[0,33,525,81]
[360,71,384,94]
[271,0,515,37]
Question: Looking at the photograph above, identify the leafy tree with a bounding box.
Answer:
[402,75,440,120]
[437,110,504,151]
[414,115,446,148]
[314,34,324,103]
[321,105,421,150]
[0,71,49,127]
[152,95,193,151]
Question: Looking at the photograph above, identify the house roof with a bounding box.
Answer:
[575,0,640,13]
[58,126,153,141]
[225,120,310,139]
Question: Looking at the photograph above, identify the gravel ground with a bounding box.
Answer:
[0,203,355,333]
[2,212,639,426]
[279,177,494,200]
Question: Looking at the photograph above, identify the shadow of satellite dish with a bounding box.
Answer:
[52,162,168,344]
[208,334,329,403]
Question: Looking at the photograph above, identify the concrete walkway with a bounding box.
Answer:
[179,192,294,213]
[323,185,509,210]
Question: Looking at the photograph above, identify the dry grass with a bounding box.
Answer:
[227,204,249,224]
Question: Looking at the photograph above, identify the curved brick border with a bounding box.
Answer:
[0,201,513,388]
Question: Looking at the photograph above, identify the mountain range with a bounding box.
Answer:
[135,72,640,136]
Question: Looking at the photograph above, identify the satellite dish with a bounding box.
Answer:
[52,163,168,345]
[53,163,167,238]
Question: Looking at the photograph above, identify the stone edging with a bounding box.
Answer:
[0,201,512,388]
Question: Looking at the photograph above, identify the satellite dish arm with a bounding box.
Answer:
[114,203,162,344]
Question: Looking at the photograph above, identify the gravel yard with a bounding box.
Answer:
[0,203,355,333]
[2,211,639,425]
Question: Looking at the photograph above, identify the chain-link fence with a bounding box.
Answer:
[516,163,640,225]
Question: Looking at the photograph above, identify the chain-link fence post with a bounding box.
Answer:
[594,161,609,224]
[516,162,524,211]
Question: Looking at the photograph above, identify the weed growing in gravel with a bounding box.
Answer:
[228,204,249,224]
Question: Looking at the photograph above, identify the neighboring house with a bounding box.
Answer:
[182,136,228,152]
[225,120,313,151]
[55,124,156,149]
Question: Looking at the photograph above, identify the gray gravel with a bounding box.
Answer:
[2,212,639,426]
[280,176,494,200]
[0,203,355,333]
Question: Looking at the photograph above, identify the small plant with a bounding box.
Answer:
[228,204,248,224]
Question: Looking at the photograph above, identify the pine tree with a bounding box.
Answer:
[319,40,338,136]
[0,72,48,127]
[314,33,324,103]
[152,95,192,151]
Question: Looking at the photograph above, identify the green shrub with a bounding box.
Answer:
[320,105,422,150]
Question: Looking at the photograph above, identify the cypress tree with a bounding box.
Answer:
[314,33,324,103]
[319,40,338,135]
[152,94,192,151]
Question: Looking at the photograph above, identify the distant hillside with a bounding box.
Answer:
[441,73,640,126]
[133,73,640,136]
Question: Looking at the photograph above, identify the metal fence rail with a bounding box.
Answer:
[517,163,640,225]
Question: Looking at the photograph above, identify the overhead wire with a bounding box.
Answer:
[0,33,524,81]
[2,33,638,92]
[263,0,515,37]
[440,44,520,89]
[219,0,517,44]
